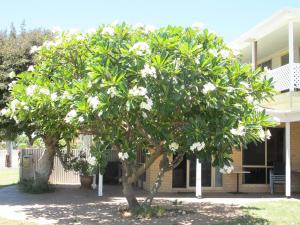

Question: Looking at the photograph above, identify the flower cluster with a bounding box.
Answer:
[258,128,271,141]
[190,142,205,152]
[141,64,156,78]
[27,65,34,72]
[107,87,117,98]
[140,96,153,111]
[130,42,150,56]
[203,82,216,94]
[169,142,179,152]
[219,163,234,174]
[65,109,77,123]
[230,125,246,136]
[118,152,129,161]
[128,86,147,96]
[87,96,100,110]
[40,88,50,95]
[26,85,37,96]
[101,26,114,36]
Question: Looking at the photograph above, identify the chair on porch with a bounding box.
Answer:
[270,162,285,194]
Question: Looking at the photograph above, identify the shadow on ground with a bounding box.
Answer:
[0,185,286,225]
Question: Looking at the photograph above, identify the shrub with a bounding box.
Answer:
[18,178,54,194]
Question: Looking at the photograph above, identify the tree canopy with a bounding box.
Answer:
[5,23,275,209]
[0,23,52,140]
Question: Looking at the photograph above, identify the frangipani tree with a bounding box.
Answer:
[7,23,274,209]
[5,31,88,185]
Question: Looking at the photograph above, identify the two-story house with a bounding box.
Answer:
[141,8,300,197]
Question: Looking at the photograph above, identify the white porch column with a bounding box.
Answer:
[251,40,258,71]
[98,171,103,196]
[289,21,295,93]
[196,159,202,198]
[285,122,291,197]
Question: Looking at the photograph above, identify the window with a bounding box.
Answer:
[242,128,284,184]
[281,54,289,66]
[258,59,272,70]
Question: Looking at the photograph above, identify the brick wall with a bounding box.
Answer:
[145,122,300,193]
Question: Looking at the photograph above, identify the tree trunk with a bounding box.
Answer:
[34,136,58,186]
[122,163,140,210]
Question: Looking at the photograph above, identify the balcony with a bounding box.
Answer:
[262,63,300,112]
[267,63,300,92]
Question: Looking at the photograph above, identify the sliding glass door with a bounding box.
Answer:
[172,155,222,189]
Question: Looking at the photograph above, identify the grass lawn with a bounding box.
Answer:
[0,167,19,188]
[0,217,37,225]
[218,199,300,225]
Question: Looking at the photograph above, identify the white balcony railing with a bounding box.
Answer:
[267,63,300,92]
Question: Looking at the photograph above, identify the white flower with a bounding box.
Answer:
[230,125,246,136]
[29,46,39,54]
[203,82,216,94]
[87,156,96,166]
[107,87,117,98]
[64,109,77,123]
[144,25,156,33]
[129,86,147,96]
[62,91,73,100]
[87,96,100,110]
[140,96,153,111]
[258,128,271,140]
[78,116,84,122]
[101,26,114,36]
[172,58,181,70]
[195,58,200,64]
[10,99,20,112]
[130,42,150,56]
[190,142,205,152]
[51,92,58,101]
[0,108,8,116]
[219,163,234,174]
[192,22,204,30]
[133,23,144,29]
[76,35,85,41]
[26,85,37,96]
[87,28,97,34]
[142,112,148,118]
[246,95,254,103]
[43,41,55,49]
[265,129,271,139]
[220,49,230,59]
[118,152,129,161]
[8,81,16,90]
[31,132,37,139]
[40,88,50,95]
[208,49,218,57]
[141,64,156,78]
[240,82,250,89]
[27,65,34,72]
[98,111,103,117]
[169,142,179,152]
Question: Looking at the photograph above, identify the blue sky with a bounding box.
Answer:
[1,0,300,42]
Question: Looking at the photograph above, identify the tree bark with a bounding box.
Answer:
[34,135,59,186]
[122,162,140,210]
[143,153,184,207]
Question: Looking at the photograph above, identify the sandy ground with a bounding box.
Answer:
[0,185,295,225]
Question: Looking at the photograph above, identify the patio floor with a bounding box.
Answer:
[0,184,298,225]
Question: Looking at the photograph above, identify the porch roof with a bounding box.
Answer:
[230,8,300,51]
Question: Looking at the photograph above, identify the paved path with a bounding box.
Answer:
[0,185,297,225]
